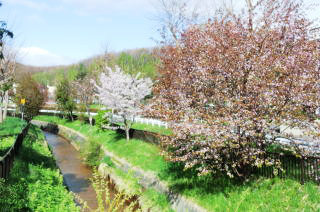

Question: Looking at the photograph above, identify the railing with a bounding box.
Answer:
[8,108,169,128]
[110,114,168,128]
[0,124,30,179]
[252,152,320,185]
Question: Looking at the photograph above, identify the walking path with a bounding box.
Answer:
[44,131,98,210]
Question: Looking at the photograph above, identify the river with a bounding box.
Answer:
[44,131,98,210]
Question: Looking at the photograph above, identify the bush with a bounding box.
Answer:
[55,77,76,121]
[95,110,110,130]
[77,104,87,123]
[15,73,46,121]
[80,139,104,167]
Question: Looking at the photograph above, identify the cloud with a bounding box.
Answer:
[26,14,46,24]
[7,0,50,11]
[17,46,75,67]
[58,0,154,15]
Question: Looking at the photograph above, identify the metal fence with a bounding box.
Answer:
[0,124,30,179]
[252,152,320,184]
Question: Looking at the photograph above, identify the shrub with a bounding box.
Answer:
[15,73,46,121]
[95,110,110,130]
[55,77,76,121]
[80,139,104,167]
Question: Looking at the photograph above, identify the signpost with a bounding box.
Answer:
[20,98,26,120]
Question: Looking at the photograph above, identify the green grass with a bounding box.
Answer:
[90,104,104,110]
[106,166,173,211]
[0,136,15,157]
[33,115,320,211]
[114,120,172,135]
[34,115,165,173]
[0,117,27,137]
[130,122,172,136]
[0,124,79,211]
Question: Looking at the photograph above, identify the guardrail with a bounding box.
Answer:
[109,114,168,128]
[0,124,30,179]
[8,108,169,129]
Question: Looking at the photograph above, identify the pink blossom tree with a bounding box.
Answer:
[147,0,320,177]
[73,75,95,125]
[94,66,153,141]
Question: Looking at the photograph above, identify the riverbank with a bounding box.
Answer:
[0,124,79,211]
[31,119,173,212]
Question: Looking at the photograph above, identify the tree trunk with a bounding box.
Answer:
[3,90,8,121]
[124,117,130,141]
[0,104,3,123]
[125,127,130,142]
[86,104,92,126]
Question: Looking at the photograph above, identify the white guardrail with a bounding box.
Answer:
[109,113,168,128]
[7,108,169,128]
[9,108,320,152]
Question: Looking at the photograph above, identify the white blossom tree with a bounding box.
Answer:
[94,66,153,141]
[0,45,15,123]
[0,6,14,123]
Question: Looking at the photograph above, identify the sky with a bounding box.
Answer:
[2,0,161,66]
[1,0,319,67]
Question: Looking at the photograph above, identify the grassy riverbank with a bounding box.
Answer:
[0,136,15,157]
[0,124,79,211]
[33,115,320,211]
[0,117,27,137]
[0,117,26,158]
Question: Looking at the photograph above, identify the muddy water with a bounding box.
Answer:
[44,131,98,210]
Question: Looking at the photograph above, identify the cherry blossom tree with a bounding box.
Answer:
[73,74,95,125]
[94,66,153,141]
[0,3,14,123]
[0,50,15,123]
[147,0,320,178]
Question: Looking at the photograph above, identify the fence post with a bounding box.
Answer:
[5,156,9,179]
[0,124,29,179]
[301,157,305,185]
[0,161,3,178]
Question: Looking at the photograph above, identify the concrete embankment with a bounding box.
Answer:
[31,120,207,212]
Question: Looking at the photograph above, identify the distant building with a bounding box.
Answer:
[47,85,56,104]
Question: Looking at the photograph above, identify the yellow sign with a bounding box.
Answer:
[20,98,26,105]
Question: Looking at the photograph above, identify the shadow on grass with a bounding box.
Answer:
[8,125,58,182]
[158,160,310,203]
[104,130,126,143]
[1,126,58,211]
[0,147,11,157]
[158,162,265,198]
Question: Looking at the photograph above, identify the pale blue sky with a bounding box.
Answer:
[1,0,319,67]
[2,0,159,66]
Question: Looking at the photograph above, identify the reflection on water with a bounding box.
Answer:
[44,132,98,210]
[44,131,141,212]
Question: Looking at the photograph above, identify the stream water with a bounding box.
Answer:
[44,131,98,210]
